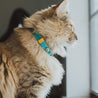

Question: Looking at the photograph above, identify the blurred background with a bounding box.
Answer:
[0,0,98,98]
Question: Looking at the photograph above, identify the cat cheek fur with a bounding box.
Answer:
[53,46,67,57]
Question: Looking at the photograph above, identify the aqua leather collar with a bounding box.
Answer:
[30,28,53,56]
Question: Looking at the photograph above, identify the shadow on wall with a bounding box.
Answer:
[0,8,29,42]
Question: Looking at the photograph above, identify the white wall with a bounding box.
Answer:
[90,0,98,93]
[91,14,98,94]
[67,0,90,97]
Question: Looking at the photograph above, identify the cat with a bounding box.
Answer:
[0,0,77,98]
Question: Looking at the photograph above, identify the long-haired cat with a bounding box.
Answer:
[0,0,77,98]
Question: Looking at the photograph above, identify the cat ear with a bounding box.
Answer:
[55,0,68,18]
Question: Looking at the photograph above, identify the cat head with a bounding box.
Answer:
[23,0,77,57]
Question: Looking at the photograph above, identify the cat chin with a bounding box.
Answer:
[53,46,67,57]
[53,41,77,57]
[71,41,77,47]
[65,41,77,48]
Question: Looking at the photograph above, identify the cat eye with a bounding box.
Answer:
[60,16,67,22]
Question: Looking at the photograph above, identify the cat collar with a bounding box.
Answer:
[30,28,53,56]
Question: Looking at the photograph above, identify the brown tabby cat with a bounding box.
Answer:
[0,0,77,98]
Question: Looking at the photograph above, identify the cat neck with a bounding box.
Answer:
[13,28,55,66]
[22,35,54,66]
[5,27,65,66]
